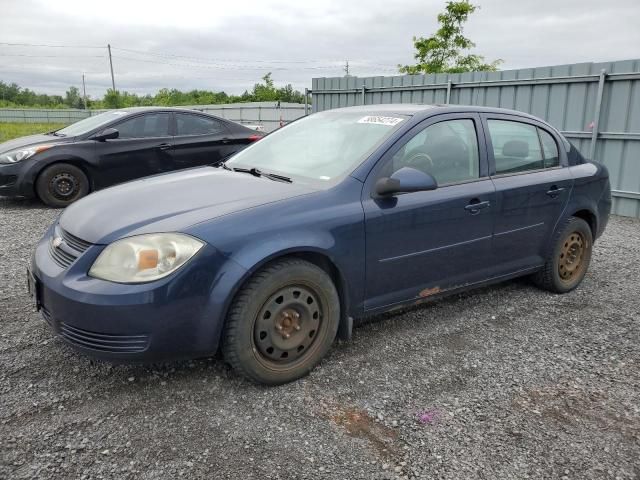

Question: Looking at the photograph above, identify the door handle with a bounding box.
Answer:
[546,186,565,198]
[464,199,491,214]
[157,143,172,151]
[221,138,231,144]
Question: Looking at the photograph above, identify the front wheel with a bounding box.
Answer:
[222,258,340,385]
[35,163,90,207]
[533,217,593,293]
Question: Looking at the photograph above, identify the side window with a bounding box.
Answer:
[538,128,560,168]
[487,120,544,174]
[115,113,170,139]
[176,114,225,136]
[385,119,480,185]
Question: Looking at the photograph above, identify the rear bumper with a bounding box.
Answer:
[31,224,247,363]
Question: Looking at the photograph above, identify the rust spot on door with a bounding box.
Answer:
[419,286,441,298]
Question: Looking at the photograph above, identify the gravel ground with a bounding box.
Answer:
[1,197,639,480]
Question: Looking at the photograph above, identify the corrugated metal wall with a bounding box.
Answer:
[311,59,640,217]
[0,102,307,133]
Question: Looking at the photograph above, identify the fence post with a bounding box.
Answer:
[304,88,309,115]
[589,69,607,160]
[446,80,452,104]
[361,85,366,105]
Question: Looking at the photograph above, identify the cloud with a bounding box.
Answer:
[0,0,638,98]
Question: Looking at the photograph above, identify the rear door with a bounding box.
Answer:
[481,114,573,273]
[94,112,173,187]
[170,113,240,168]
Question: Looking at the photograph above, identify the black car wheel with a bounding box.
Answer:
[222,258,340,385]
[533,216,593,293]
[36,163,90,207]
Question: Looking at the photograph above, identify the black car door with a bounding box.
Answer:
[170,113,239,168]
[94,112,173,188]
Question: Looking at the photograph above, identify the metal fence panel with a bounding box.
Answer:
[0,102,307,133]
[311,59,640,218]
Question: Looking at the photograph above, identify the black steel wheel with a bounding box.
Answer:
[36,163,89,207]
[222,258,340,385]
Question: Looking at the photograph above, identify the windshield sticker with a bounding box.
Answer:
[357,116,404,126]
[111,111,128,115]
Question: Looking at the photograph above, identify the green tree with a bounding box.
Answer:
[399,1,501,74]
[64,86,84,108]
[103,89,122,108]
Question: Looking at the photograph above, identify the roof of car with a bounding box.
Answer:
[113,106,211,114]
[328,104,543,121]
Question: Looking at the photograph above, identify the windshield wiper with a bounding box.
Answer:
[47,131,66,137]
[232,167,292,183]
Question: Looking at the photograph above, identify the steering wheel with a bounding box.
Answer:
[404,148,434,173]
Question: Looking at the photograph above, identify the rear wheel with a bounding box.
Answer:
[533,217,593,293]
[222,258,340,385]
[36,163,89,208]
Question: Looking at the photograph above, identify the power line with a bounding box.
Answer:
[111,46,346,65]
[0,54,105,58]
[0,42,399,70]
[0,42,103,49]
[112,54,349,72]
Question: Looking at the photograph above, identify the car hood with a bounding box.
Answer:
[0,133,74,154]
[59,167,315,244]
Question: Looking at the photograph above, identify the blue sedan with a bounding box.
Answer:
[29,105,611,384]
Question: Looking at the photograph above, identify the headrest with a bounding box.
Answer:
[502,140,529,158]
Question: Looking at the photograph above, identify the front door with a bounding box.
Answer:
[482,115,574,273]
[362,114,496,311]
[95,112,173,188]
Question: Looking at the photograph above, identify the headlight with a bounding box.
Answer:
[89,233,204,283]
[0,144,55,164]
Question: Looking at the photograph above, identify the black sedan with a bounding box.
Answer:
[0,107,263,206]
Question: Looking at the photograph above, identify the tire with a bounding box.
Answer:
[35,163,90,207]
[222,258,340,385]
[533,216,593,293]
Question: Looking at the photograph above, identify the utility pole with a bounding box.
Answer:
[107,44,116,92]
[344,59,350,77]
[82,73,87,109]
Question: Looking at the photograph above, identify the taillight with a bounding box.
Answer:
[247,134,262,142]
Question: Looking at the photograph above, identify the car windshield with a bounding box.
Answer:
[54,111,130,137]
[225,110,408,186]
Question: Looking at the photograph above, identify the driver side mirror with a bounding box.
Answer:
[375,167,438,196]
[92,128,119,141]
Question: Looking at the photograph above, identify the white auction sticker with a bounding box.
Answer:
[357,116,404,126]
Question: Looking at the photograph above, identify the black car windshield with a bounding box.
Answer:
[54,111,131,137]
[225,110,408,186]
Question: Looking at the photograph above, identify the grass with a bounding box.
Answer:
[0,122,67,143]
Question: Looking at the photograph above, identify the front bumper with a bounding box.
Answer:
[0,162,30,197]
[31,225,247,363]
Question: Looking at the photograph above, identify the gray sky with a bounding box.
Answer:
[1,0,639,98]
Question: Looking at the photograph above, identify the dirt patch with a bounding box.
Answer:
[329,406,400,460]
[513,385,640,441]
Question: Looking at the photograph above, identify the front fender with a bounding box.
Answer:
[20,153,95,196]
[186,181,367,339]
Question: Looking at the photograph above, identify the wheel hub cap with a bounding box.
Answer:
[558,232,585,281]
[254,286,322,364]
[50,173,79,199]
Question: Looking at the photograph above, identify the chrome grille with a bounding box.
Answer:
[48,225,93,269]
[60,228,92,253]
[48,241,77,268]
